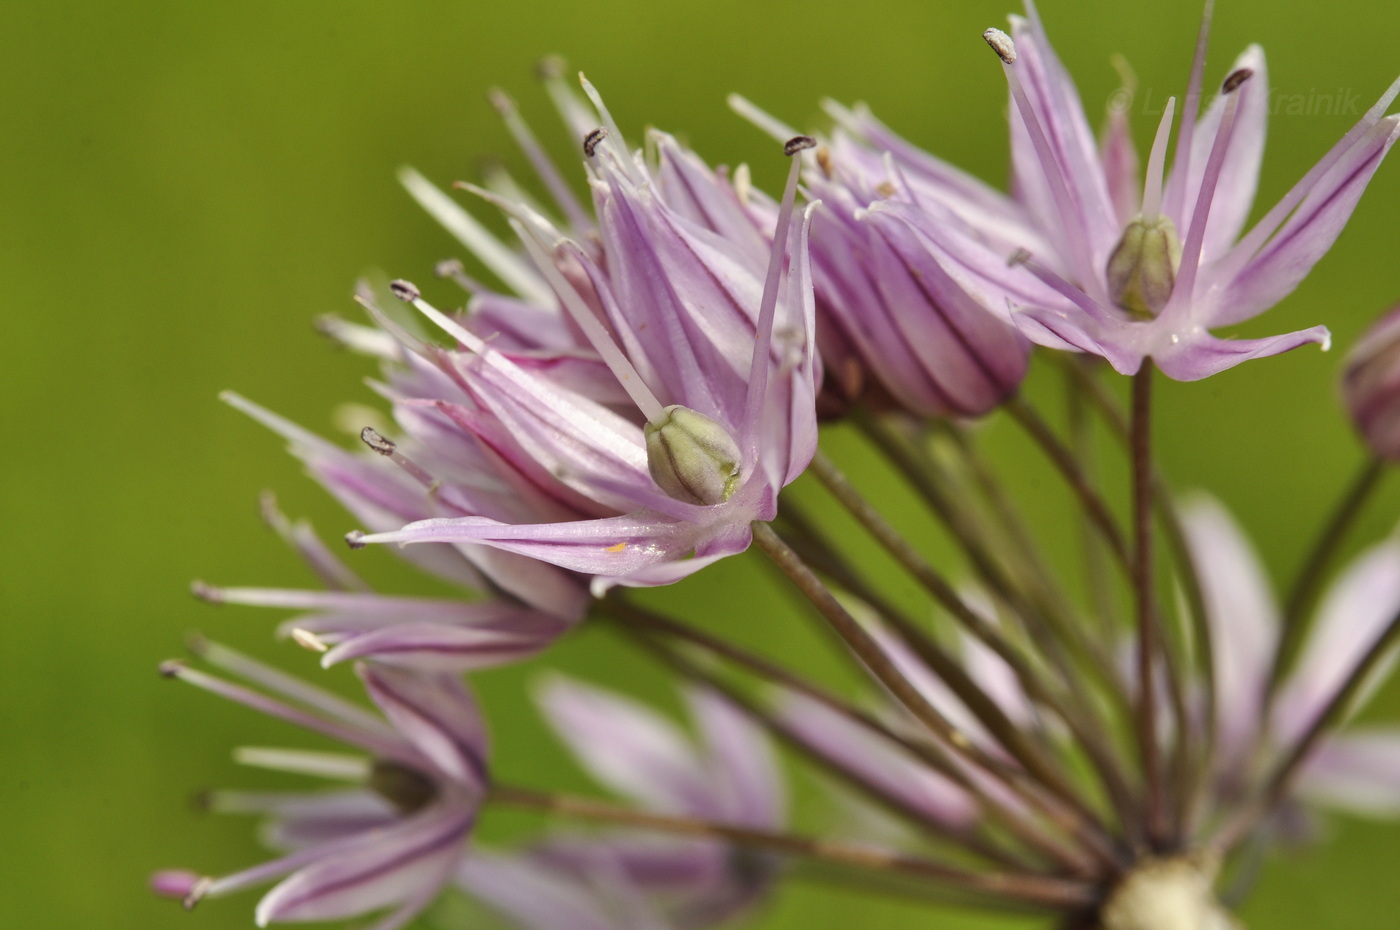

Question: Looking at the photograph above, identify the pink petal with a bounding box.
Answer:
[254,804,471,925]
[1178,494,1279,764]
[687,687,784,827]
[1275,538,1400,743]
[1297,727,1400,817]
[321,617,569,672]
[1209,115,1400,327]
[359,666,490,792]
[1150,325,1331,382]
[1164,46,1269,262]
[535,674,713,813]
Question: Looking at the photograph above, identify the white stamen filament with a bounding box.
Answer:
[578,74,644,185]
[727,93,800,143]
[185,636,394,734]
[1141,97,1177,221]
[536,57,597,140]
[741,139,810,466]
[512,232,667,422]
[234,746,373,782]
[314,314,403,360]
[161,662,411,762]
[398,167,554,307]
[488,88,593,233]
[290,628,330,652]
[219,391,340,457]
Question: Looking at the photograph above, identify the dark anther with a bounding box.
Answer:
[784,135,817,156]
[345,530,367,550]
[1008,247,1032,267]
[1222,68,1254,94]
[583,127,608,157]
[190,580,221,604]
[158,659,186,679]
[360,427,396,456]
[370,759,439,814]
[388,279,421,303]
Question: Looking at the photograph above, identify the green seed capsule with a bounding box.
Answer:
[1105,214,1183,319]
[644,405,742,506]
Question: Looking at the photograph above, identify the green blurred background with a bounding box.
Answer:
[4,0,1400,927]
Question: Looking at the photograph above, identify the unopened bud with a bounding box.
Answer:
[1342,304,1400,461]
[1105,214,1182,318]
[644,405,742,506]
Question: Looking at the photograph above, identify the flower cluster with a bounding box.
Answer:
[156,5,1400,930]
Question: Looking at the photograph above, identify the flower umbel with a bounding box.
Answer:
[155,642,487,929]
[155,13,1400,930]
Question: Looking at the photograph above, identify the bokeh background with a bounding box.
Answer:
[4,0,1400,927]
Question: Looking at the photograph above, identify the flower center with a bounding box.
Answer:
[369,759,438,814]
[644,404,742,505]
[1105,214,1183,319]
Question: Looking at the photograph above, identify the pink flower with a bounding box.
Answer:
[811,4,1400,380]
[458,676,784,929]
[1181,495,1400,818]
[154,643,489,929]
[349,82,819,591]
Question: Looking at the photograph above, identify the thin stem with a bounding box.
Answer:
[1267,457,1386,697]
[751,520,986,760]
[752,521,1116,875]
[1161,500,1217,839]
[1057,354,1217,840]
[1130,365,1168,845]
[854,409,1142,831]
[807,450,1135,856]
[932,422,1065,610]
[853,411,1100,680]
[1211,604,1400,854]
[1005,396,1132,572]
[488,784,1098,910]
[614,620,1047,873]
[1064,360,1117,639]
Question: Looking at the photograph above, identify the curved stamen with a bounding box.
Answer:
[391,275,666,423]
[1008,250,1118,324]
[741,137,813,468]
[1165,71,1250,321]
[986,29,1100,298]
[398,168,553,306]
